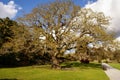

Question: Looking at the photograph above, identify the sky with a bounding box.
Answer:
[85,0,120,40]
[0,0,120,40]
[0,0,96,18]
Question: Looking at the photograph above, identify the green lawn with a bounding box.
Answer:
[0,62,109,80]
[109,63,120,70]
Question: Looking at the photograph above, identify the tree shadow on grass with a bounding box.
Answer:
[0,79,18,80]
[61,62,102,69]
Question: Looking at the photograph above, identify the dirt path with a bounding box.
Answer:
[102,63,120,80]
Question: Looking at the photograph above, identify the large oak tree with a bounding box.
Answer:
[18,0,80,69]
[17,0,114,68]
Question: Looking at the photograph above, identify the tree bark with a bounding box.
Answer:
[51,56,61,69]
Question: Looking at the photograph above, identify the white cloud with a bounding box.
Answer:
[115,37,120,42]
[0,1,22,18]
[85,0,120,39]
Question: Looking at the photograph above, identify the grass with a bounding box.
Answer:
[0,62,109,80]
[109,63,120,70]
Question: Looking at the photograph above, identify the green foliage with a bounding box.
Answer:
[0,18,51,67]
[0,17,17,47]
[0,53,18,67]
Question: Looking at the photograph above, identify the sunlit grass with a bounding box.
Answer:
[0,62,109,80]
[109,63,120,70]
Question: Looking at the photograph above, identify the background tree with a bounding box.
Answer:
[0,17,21,66]
[0,18,26,66]
[111,41,120,62]
[0,17,17,48]
[0,17,46,66]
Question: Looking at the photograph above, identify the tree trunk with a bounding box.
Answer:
[51,56,61,69]
[98,60,102,63]
[97,56,102,63]
[117,59,120,63]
